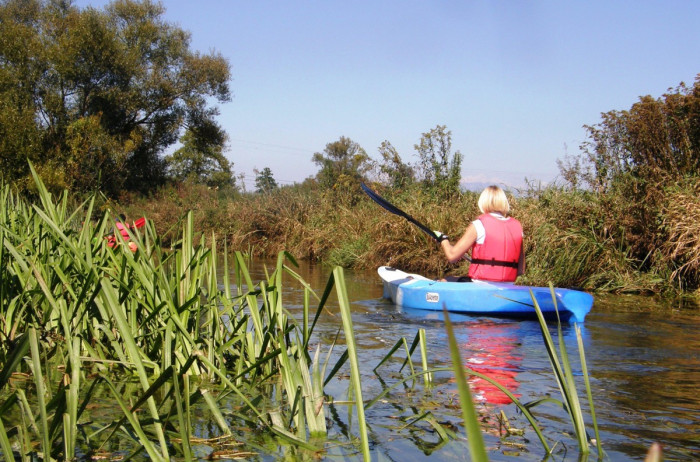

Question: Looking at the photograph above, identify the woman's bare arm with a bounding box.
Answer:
[440,223,477,263]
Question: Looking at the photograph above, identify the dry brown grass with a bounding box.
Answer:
[660,180,700,287]
[117,180,700,295]
[516,186,668,292]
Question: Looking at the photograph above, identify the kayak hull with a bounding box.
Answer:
[378,266,593,323]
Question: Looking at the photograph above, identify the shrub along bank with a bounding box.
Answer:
[118,177,700,298]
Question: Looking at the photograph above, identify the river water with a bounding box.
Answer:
[244,259,700,461]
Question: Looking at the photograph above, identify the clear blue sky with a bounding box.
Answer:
[75,0,700,190]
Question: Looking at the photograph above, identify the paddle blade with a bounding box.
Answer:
[133,217,146,229]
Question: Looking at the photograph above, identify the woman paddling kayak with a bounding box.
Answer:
[361,182,593,321]
[434,185,525,282]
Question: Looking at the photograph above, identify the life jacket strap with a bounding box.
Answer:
[470,258,519,269]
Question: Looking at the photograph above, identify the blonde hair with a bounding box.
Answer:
[478,185,510,215]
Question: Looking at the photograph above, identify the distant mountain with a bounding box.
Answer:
[460,177,550,195]
[460,180,525,192]
[460,181,493,192]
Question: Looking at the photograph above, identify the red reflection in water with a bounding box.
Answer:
[460,323,522,405]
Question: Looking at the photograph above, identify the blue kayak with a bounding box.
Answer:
[379,266,594,323]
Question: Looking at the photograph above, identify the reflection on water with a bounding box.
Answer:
[461,323,522,405]
[406,311,523,405]
[246,259,700,461]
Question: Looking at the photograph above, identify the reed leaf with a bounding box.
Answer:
[170,373,193,462]
[372,337,409,373]
[323,348,349,388]
[97,281,170,460]
[442,309,488,462]
[100,376,167,462]
[0,414,15,462]
[200,389,231,434]
[16,389,39,459]
[418,328,432,385]
[0,332,30,388]
[333,267,370,461]
[28,328,51,461]
[64,336,81,460]
[530,287,591,454]
[577,324,604,456]
[276,330,327,437]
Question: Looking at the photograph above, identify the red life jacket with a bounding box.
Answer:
[115,222,130,239]
[468,214,522,282]
[107,218,147,248]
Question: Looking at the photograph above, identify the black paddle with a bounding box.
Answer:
[360,182,444,242]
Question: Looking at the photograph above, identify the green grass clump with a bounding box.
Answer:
[0,166,372,460]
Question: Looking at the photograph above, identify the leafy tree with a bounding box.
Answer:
[414,125,463,196]
[377,140,414,189]
[312,136,370,190]
[254,167,278,193]
[556,75,700,275]
[559,76,700,192]
[0,0,231,195]
[166,128,234,189]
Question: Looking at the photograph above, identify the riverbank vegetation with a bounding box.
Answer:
[0,168,378,460]
[0,169,610,461]
[115,176,696,298]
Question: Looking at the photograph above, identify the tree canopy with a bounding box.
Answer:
[166,129,234,189]
[0,0,231,195]
[377,140,414,189]
[254,167,278,193]
[414,125,463,197]
[312,136,371,190]
[558,75,700,192]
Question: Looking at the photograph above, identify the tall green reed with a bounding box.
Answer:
[443,310,488,461]
[0,167,378,460]
[529,287,603,457]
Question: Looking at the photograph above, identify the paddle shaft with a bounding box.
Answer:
[361,182,441,242]
[361,183,474,265]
